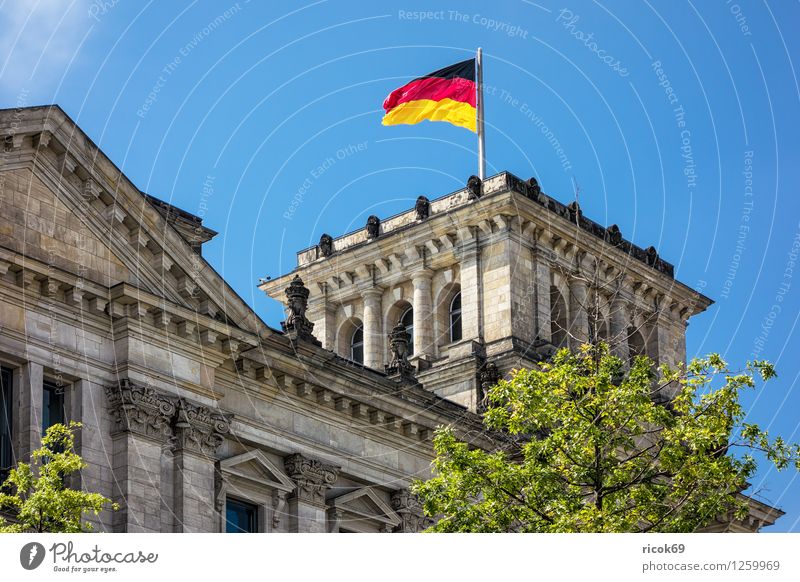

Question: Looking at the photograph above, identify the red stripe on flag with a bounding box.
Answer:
[383,76,476,113]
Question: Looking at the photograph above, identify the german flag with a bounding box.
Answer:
[382,58,477,132]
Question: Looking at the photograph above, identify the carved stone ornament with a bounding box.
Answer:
[606,224,623,246]
[645,245,659,266]
[366,215,381,239]
[105,380,176,440]
[527,176,542,196]
[173,399,231,455]
[284,453,339,507]
[318,233,333,258]
[567,200,582,222]
[390,489,432,533]
[415,196,430,220]
[384,321,416,382]
[466,175,482,200]
[478,361,501,413]
[106,381,230,455]
[281,275,321,346]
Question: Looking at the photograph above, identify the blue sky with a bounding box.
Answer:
[1,0,798,531]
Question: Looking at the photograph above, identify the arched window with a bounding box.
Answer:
[401,307,414,355]
[628,328,646,365]
[550,286,568,348]
[350,326,364,364]
[449,292,462,342]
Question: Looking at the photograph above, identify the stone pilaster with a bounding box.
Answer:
[72,379,114,531]
[106,381,176,532]
[361,288,383,369]
[284,453,339,533]
[390,489,431,532]
[532,248,552,342]
[609,296,630,362]
[172,400,230,532]
[309,296,337,351]
[569,277,589,348]
[457,231,481,341]
[15,361,43,461]
[411,270,434,358]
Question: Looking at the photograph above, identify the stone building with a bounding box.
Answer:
[0,105,783,533]
[261,173,710,412]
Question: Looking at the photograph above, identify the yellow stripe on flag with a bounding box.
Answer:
[382,98,476,132]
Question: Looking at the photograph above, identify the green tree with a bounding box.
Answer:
[0,421,117,533]
[413,344,800,532]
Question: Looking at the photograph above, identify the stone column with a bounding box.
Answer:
[609,296,630,362]
[106,381,175,532]
[532,249,552,342]
[457,231,481,341]
[284,453,339,533]
[15,361,43,461]
[569,277,589,348]
[411,270,434,358]
[361,288,383,369]
[172,401,230,533]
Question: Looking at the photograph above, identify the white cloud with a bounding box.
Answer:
[0,0,91,95]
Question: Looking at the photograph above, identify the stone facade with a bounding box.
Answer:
[261,174,711,412]
[0,105,783,532]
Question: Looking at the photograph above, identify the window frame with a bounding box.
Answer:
[225,496,259,533]
[0,366,13,480]
[350,325,364,364]
[42,380,66,435]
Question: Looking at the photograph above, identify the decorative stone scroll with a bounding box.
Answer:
[284,453,339,507]
[390,489,432,533]
[106,381,230,454]
[105,380,176,440]
[173,399,232,455]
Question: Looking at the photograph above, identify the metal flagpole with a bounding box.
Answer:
[476,47,485,180]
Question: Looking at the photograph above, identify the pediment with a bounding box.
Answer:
[219,450,295,493]
[0,105,261,333]
[330,487,401,526]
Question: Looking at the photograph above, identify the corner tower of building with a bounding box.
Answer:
[260,173,713,412]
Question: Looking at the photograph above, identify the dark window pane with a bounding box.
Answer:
[226,498,258,533]
[351,326,364,364]
[1,367,12,478]
[42,382,65,435]
[449,293,462,342]
[401,308,414,355]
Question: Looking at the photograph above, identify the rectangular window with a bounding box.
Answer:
[1,367,13,480]
[225,498,258,533]
[42,382,65,435]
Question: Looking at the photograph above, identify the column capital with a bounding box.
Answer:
[390,489,432,532]
[106,381,176,442]
[359,286,384,300]
[173,400,231,456]
[284,453,340,507]
[410,267,434,282]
